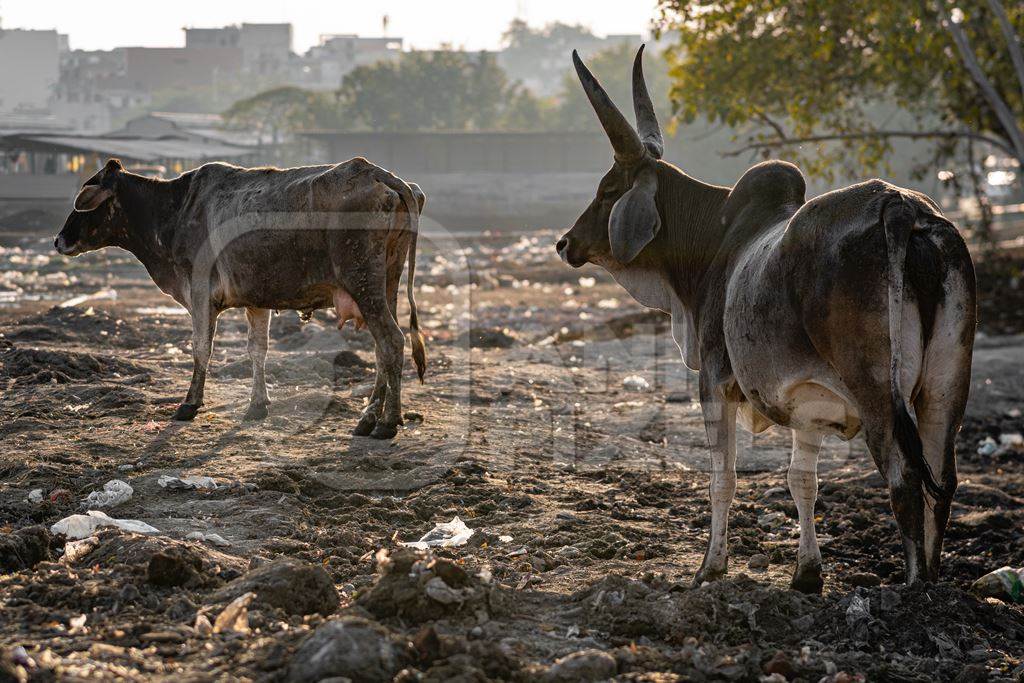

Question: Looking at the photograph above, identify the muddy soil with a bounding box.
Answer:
[0,229,1022,682]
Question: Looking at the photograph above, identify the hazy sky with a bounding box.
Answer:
[1,1,659,52]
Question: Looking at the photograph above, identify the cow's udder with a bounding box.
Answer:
[333,288,365,331]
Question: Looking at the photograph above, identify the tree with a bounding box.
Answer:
[337,50,547,132]
[223,87,341,143]
[654,0,1024,189]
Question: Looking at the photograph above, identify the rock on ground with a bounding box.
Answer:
[0,526,51,571]
[545,649,617,682]
[214,557,338,616]
[286,617,413,683]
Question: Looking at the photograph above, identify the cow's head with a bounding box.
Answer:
[54,159,128,256]
[556,46,664,269]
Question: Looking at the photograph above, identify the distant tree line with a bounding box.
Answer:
[222,24,666,137]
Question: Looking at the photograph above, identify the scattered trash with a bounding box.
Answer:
[185,531,232,547]
[845,593,872,642]
[999,433,1024,448]
[59,289,116,309]
[971,566,1023,603]
[25,489,43,504]
[48,488,73,505]
[63,537,99,563]
[158,475,219,491]
[400,516,475,549]
[50,510,158,540]
[213,591,256,634]
[82,480,133,508]
[977,434,1024,458]
[621,374,651,392]
[498,535,514,543]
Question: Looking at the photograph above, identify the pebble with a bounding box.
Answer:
[545,649,617,682]
[845,572,882,588]
[748,554,770,570]
[286,617,411,683]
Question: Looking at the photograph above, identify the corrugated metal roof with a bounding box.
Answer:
[0,134,254,161]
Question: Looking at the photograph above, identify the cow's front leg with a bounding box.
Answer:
[693,396,738,586]
[173,303,219,421]
[789,430,824,593]
[243,307,271,421]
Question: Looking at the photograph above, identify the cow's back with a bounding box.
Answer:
[176,158,404,310]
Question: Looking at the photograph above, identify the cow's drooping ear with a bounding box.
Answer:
[609,165,660,263]
[73,185,114,212]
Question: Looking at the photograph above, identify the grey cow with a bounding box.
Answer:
[54,157,426,439]
[557,47,976,590]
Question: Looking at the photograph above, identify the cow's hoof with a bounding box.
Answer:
[353,412,377,436]
[172,403,200,421]
[243,403,269,422]
[370,422,398,440]
[692,564,727,587]
[790,566,824,594]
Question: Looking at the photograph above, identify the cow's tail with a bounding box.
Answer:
[402,183,426,383]
[882,196,944,500]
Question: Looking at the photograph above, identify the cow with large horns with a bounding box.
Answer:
[557,45,976,590]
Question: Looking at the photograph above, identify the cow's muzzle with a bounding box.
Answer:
[556,235,587,268]
[54,233,81,256]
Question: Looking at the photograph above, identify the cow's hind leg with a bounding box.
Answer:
[351,290,405,440]
[173,302,220,421]
[243,307,271,421]
[693,395,738,586]
[353,250,404,436]
[789,430,824,593]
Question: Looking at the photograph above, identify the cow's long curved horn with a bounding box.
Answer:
[632,45,664,159]
[573,49,645,165]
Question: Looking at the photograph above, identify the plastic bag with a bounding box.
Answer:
[50,510,158,540]
[83,480,133,508]
[401,516,475,550]
[971,566,1023,603]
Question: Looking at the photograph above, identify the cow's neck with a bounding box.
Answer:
[114,173,190,299]
[608,162,731,369]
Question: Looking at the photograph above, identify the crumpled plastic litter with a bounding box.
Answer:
[82,480,133,508]
[845,593,872,642]
[971,566,1023,603]
[621,375,652,392]
[400,516,475,550]
[186,531,232,547]
[158,475,219,490]
[977,434,1024,457]
[26,489,43,504]
[50,510,158,540]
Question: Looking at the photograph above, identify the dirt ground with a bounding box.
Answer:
[1,225,1023,682]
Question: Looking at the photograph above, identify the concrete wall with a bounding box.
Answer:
[0,29,61,113]
[305,129,949,230]
[122,47,243,92]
